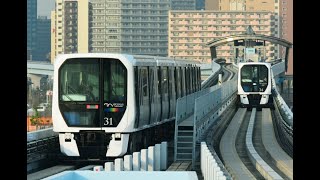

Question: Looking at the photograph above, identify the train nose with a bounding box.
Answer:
[87,133,96,141]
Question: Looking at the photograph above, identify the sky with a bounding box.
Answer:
[37,0,55,18]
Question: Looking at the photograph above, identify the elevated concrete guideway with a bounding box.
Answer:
[27,61,53,76]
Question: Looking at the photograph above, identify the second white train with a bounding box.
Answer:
[237,62,274,109]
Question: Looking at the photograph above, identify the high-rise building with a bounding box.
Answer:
[168,11,277,63]
[206,0,275,11]
[51,0,91,63]
[91,0,170,57]
[27,0,37,60]
[205,0,220,10]
[220,0,245,10]
[196,0,205,10]
[280,0,293,75]
[34,16,51,61]
[171,0,196,10]
[91,0,121,53]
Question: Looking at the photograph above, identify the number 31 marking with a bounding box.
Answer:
[104,117,113,126]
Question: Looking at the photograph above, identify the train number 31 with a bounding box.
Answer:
[104,117,113,126]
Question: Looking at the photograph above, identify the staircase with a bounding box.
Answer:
[176,125,194,161]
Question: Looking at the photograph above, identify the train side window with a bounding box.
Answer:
[161,67,168,95]
[149,67,154,103]
[134,67,139,128]
[185,67,189,95]
[169,66,175,117]
[138,67,150,127]
[198,67,200,90]
[168,67,172,103]
[197,67,199,91]
[158,67,161,96]
[196,67,199,91]
[161,67,169,120]
[142,68,148,97]
[181,67,185,97]
[191,67,194,93]
[175,67,181,98]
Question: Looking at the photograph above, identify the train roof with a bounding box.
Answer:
[238,61,271,67]
[55,53,201,67]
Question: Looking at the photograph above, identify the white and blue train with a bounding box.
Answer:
[52,53,201,159]
[237,62,273,109]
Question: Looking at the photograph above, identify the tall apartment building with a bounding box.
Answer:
[171,0,196,10]
[27,0,37,60]
[205,0,219,10]
[280,0,293,75]
[168,11,276,63]
[51,0,91,63]
[206,0,275,11]
[91,0,170,57]
[34,16,51,61]
[91,0,121,53]
[196,0,205,10]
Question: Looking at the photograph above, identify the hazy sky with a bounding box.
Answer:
[37,0,55,18]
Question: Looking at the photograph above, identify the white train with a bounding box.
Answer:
[52,53,201,159]
[237,62,273,109]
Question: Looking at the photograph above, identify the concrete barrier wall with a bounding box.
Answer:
[101,142,168,172]
[271,72,293,127]
[27,128,58,142]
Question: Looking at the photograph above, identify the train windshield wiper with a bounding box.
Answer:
[63,94,79,105]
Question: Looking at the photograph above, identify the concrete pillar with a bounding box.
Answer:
[124,155,133,171]
[200,142,205,175]
[140,149,148,171]
[208,158,213,180]
[133,152,141,171]
[105,162,114,171]
[213,163,218,180]
[114,158,124,171]
[154,144,161,171]
[205,149,211,180]
[217,171,224,180]
[160,141,167,170]
[148,146,155,171]
[93,166,103,171]
[215,166,221,180]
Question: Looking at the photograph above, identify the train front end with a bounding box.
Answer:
[238,62,272,108]
[52,54,134,159]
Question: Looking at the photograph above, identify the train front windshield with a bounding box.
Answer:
[59,58,127,127]
[240,65,268,92]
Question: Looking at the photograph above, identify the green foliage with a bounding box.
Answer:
[30,108,41,126]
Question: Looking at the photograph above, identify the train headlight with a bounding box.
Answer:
[115,133,121,140]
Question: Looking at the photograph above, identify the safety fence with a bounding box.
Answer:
[94,142,168,172]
